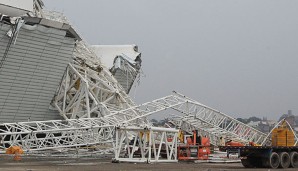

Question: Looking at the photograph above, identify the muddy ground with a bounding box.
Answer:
[0,156,296,171]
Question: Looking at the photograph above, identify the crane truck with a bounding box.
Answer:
[222,120,298,169]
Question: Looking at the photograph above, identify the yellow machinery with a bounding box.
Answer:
[224,119,298,169]
[272,120,295,146]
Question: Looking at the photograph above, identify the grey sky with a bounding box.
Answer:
[44,0,298,120]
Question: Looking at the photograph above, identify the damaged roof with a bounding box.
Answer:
[22,16,81,41]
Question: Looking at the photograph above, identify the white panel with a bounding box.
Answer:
[0,0,33,16]
[92,45,140,68]
[0,21,75,123]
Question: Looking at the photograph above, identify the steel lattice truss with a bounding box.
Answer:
[53,41,136,120]
[168,92,268,145]
[168,117,221,146]
[0,92,269,150]
[114,126,178,163]
[0,94,188,150]
[0,119,114,150]
[33,3,139,120]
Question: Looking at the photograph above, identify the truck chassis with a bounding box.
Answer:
[223,146,298,169]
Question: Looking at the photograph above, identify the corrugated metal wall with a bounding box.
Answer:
[0,22,76,123]
[113,69,136,93]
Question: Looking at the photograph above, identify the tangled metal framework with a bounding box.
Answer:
[0,119,114,150]
[0,0,150,151]
[38,5,141,120]
[0,94,186,150]
[168,92,268,145]
[52,42,136,119]
[0,1,271,153]
[168,117,221,146]
[0,92,268,150]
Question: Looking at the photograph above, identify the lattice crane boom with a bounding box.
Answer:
[0,94,187,150]
[170,91,268,145]
[0,92,269,150]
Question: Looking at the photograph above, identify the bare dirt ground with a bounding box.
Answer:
[0,156,297,171]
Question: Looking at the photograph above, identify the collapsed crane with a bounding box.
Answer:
[0,92,269,151]
[0,0,149,152]
[0,1,289,163]
[0,94,186,150]
[168,92,268,146]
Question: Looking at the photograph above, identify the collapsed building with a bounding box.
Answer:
[0,0,276,163]
[92,45,142,94]
[0,16,80,122]
[0,0,152,151]
[0,1,143,122]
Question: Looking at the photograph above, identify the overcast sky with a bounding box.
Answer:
[44,0,298,120]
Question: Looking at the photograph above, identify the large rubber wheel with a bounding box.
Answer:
[290,151,298,168]
[279,152,290,168]
[241,158,254,168]
[268,152,280,169]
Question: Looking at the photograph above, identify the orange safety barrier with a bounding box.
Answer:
[6,146,24,161]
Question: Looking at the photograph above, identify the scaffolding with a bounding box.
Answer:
[113,126,178,163]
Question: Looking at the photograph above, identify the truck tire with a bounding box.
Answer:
[268,152,280,169]
[279,152,290,168]
[290,151,298,168]
[241,158,254,168]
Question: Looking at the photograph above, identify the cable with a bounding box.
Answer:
[0,18,24,73]
[0,21,18,72]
